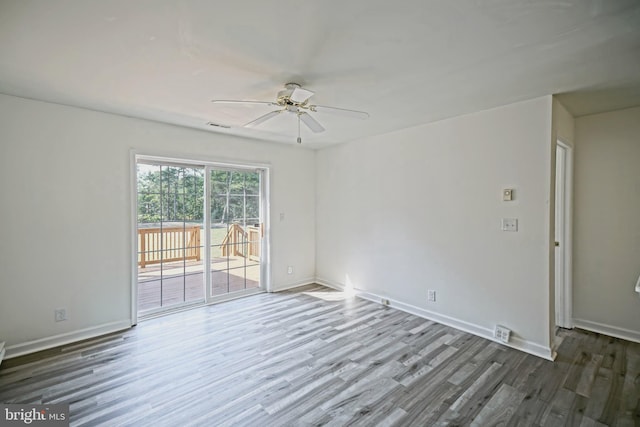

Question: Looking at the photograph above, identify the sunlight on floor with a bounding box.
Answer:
[302,290,355,301]
[302,275,358,301]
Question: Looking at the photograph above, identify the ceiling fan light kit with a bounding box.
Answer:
[212,83,369,144]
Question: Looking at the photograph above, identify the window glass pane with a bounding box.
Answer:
[244,172,260,195]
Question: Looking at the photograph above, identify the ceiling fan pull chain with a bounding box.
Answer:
[297,113,302,144]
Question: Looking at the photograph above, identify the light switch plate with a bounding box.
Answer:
[503,189,514,201]
[501,218,518,232]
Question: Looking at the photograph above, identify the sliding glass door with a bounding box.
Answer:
[136,162,205,314]
[136,157,265,318]
[209,169,261,297]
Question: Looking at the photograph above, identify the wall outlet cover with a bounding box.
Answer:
[54,308,67,322]
[494,325,511,343]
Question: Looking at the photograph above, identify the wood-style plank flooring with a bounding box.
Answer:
[1,285,638,426]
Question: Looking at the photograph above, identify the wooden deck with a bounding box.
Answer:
[137,256,259,312]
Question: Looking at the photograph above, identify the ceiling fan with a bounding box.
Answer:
[212,83,369,143]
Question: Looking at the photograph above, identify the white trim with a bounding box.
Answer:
[315,278,343,291]
[270,278,316,292]
[563,141,574,328]
[129,150,139,326]
[138,300,206,320]
[204,165,213,301]
[132,150,271,172]
[554,144,566,328]
[554,140,574,329]
[207,288,265,304]
[138,289,266,322]
[5,321,131,359]
[573,318,640,344]
[316,277,554,361]
[4,280,565,360]
[260,169,272,293]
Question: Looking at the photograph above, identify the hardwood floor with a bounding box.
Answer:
[1,285,638,426]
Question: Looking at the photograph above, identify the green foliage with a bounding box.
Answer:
[137,164,260,226]
[210,169,260,225]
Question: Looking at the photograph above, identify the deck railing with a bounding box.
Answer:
[138,226,201,268]
[247,226,261,261]
[221,224,261,260]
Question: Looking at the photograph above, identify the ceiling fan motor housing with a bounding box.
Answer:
[277,89,295,105]
[280,82,320,107]
[277,83,305,106]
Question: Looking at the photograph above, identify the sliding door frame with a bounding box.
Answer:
[130,150,271,325]
[204,164,269,304]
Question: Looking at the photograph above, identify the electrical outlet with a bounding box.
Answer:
[54,308,67,322]
[494,325,511,343]
[287,266,293,275]
[427,290,436,302]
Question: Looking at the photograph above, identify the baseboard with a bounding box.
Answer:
[271,278,316,293]
[573,318,640,344]
[5,320,132,360]
[315,277,344,292]
[315,277,554,360]
[4,281,311,360]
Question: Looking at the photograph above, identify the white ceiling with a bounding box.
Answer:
[1,0,639,148]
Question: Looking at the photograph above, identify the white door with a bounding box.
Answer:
[555,141,573,329]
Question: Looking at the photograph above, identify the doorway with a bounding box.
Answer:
[554,141,573,329]
[134,156,267,320]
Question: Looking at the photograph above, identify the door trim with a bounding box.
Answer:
[555,140,573,329]
[130,150,138,326]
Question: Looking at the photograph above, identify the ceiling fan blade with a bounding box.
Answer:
[290,87,314,104]
[212,100,278,107]
[244,110,283,127]
[310,105,369,120]
[299,112,325,133]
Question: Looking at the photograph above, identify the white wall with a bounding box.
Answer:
[573,107,640,341]
[0,94,316,352]
[553,98,575,145]
[316,96,554,356]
